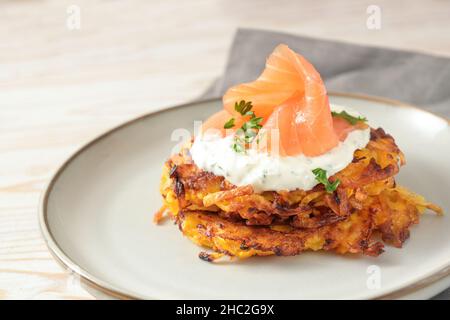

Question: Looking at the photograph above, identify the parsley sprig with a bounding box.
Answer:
[224,100,263,153]
[312,168,340,193]
[331,110,367,125]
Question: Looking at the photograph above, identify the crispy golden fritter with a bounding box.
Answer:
[157,127,442,260]
[176,209,382,259]
[161,129,405,227]
[169,185,440,259]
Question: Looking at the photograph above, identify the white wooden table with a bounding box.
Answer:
[1,0,449,299]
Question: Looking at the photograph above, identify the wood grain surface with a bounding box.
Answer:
[1,0,449,299]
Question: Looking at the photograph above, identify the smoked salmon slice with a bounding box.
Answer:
[223,44,327,120]
[224,44,339,156]
[202,44,361,157]
[259,92,338,157]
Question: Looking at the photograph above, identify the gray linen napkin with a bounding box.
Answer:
[203,28,449,300]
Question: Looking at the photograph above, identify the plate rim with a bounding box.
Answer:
[38,92,450,300]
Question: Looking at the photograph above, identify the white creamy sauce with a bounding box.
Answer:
[190,104,370,192]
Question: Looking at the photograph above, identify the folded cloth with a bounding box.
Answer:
[204,28,450,119]
[203,28,449,300]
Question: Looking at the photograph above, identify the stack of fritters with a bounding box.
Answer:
[157,128,442,261]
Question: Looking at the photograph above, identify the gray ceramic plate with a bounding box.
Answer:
[40,93,450,299]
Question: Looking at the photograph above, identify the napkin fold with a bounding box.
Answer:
[204,28,450,118]
[203,28,449,300]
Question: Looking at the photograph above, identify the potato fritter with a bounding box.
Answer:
[157,128,442,260]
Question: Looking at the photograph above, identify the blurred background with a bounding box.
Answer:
[1,0,449,299]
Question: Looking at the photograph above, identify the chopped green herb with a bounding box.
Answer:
[312,168,340,193]
[232,138,245,153]
[230,100,264,153]
[234,100,253,115]
[331,110,367,125]
[242,115,263,131]
[224,118,235,129]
